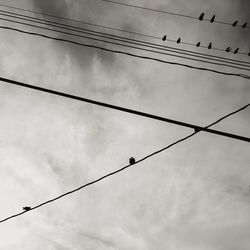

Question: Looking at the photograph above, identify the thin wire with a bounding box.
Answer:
[0,76,249,142]
[1,18,249,72]
[0,102,249,224]
[0,25,250,80]
[0,2,248,56]
[102,0,250,29]
[0,10,249,69]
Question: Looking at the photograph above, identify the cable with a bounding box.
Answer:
[0,18,249,71]
[0,76,249,142]
[0,102,249,224]
[0,2,248,56]
[0,10,249,70]
[102,0,250,29]
[0,25,250,81]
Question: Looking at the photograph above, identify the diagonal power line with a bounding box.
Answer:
[102,0,250,29]
[0,25,250,80]
[0,76,249,142]
[0,2,249,56]
[0,101,249,224]
[0,10,249,71]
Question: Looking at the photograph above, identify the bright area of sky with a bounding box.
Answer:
[0,0,249,249]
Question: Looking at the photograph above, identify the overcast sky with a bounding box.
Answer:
[0,0,249,249]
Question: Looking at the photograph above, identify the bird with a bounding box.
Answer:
[232,21,238,27]
[242,22,247,28]
[248,52,250,56]
[177,37,181,44]
[198,13,205,21]
[208,42,212,49]
[210,15,215,23]
[23,206,31,211]
[225,47,232,52]
[129,157,136,165]
[162,35,167,41]
[196,42,201,47]
[233,48,239,54]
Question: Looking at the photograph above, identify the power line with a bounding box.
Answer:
[0,3,248,56]
[102,0,250,29]
[0,76,249,142]
[0,10,249,70]
[0,18,249,71]
[1,25,250,80]
[0,102,249,224]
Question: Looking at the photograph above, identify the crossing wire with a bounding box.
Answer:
[0,76,249,143]
[0,2,248,56]
[0,9,249,70]
[0,98,249,224]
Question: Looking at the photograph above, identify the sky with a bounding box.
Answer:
[0,0,249,249]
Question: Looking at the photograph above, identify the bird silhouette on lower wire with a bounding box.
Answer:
[196,42,201,47]
[177,38,181,44]
[208,42,212,49]
[23,206,31,211]
[225,47,232,52]
[234,48,239,54]
[162,35,167,41]
[129,157,136,165]
[199,13,204,21]
[210,15,215,23]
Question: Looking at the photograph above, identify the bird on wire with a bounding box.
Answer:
[210,15,216,23]
[199,13,205,21]
[232,21,238,27]
[162,35,167,41]
[242,22,247,28]
[234,48,239,54]
[196,42,201,47]
[129,157,136,165]
[23,207,31,212]
[177,37,181,44]
[208,42,212,49]
[225,47,232,52]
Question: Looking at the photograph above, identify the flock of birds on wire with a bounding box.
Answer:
[162,13,249,56]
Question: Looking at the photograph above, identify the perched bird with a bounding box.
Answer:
[208,42,212,49]
[248,52,250,56]
[196,42,201,47]
[129,157,136,165]
[210,15,215,23]
[225,47,232,52]
[198,13,205,21]
[242,22,247,28]
[177,37,181,44]
[162,35,167,41]
[23,206,31,211]
[232,21,238,27]
[233,48,239,54]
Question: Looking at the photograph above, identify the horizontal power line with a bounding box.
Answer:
[0,2,248,56]
[102,0,250,29]
[0,10,249,71]
[0,102,249,224]
[0,76,249,142]
[1,25,250,81]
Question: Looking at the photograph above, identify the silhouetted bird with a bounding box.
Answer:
[23,206,31,211]
[210,15,215,23]
[198,13,205,21]
[242,22,247,28]
[248,52,250,56]
[233,48,239,54]
[232,21,238,27]
[225,47,232,52]
[177,38,181,44]
[208,42,212,49]
[129,157,136,165]
[196,42,201,47]
[162,35,167,41]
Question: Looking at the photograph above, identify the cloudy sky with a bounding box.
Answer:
[0,0,249,249]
